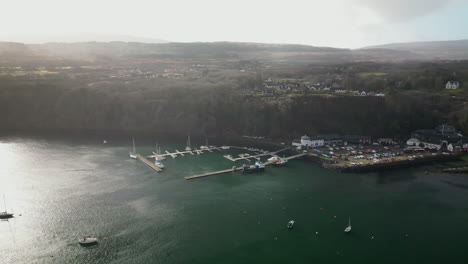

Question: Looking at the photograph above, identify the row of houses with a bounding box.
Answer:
[406,124,468,152]
[292,134,376,148]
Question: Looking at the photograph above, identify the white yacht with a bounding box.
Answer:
[79,236,98,245]
[344,218,352,233]
[129,137,137,159]
[154,159,165,169]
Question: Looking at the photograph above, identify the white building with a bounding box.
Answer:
[292,135,324,148]
[446,81,460,89]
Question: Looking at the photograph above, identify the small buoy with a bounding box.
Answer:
[315,232,319,235]
[405,234,409,238]
[320,208,324,210]
[333,215,337,218]
[371,236,375,240]
[274,237,278,240]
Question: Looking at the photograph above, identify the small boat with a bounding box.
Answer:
[154,159,165,169]
[154,143,166,161]
[0,195,13,219]
[103,140,107,144]
[200,137,209,150]
[79,236,98,245]
[242,161,265,173]
[129,137,137,159]
[273,158,288,166]
[268,156,288,166]
[220,145,230,150]
[287,220,295,229]
[344,218,352,233]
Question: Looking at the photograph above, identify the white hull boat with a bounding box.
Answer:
[79,236,98,245]
[130,137,137,159]
[344,218,352,233]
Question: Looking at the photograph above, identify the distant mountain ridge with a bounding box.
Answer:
[0,33,168,44]
[3,39,468,63]
[362,39,468,60]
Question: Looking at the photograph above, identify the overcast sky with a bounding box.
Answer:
[1,0,467,48]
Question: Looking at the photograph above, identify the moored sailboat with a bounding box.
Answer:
[185,135,191,151]
[344,218,352,233]
[129,137,137,159]
[0,195,13,219]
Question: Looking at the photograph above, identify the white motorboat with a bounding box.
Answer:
[130,137,137,159]
[242,161,265,173]
[287,220,295,229]
[79,236,98,245]
[220,145,230,150]
[344,218,352,233]
[155,159,165,169]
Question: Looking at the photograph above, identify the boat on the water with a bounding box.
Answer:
[154,143,166,161]
[242,161,265,173]
[200,137,209,150]
[220,145,230,150]
[129,137,137,160]
[268,156,288,166]
[344,218,352,233]
[154,159,165,169]
[79,236,98,245]
[0,195,13,219]
[287,220,295,229]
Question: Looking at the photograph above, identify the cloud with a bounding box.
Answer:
[356,0,463,22]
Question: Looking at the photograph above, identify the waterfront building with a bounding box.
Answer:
[445,81,460,89]
[292,135,324,148]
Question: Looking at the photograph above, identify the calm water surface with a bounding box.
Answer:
[1,136,468,263]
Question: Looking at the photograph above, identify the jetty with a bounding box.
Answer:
[222,148,290,162]
[136,154,162,172]
[149,146,223,159]
[185,166,242,180]
[185,152,305,180]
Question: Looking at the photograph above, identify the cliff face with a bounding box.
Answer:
[0,79,457,138]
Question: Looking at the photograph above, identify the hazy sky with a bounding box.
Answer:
[1,0,467,48]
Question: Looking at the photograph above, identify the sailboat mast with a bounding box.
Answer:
[3,194,7,212]
[132,137,136,153]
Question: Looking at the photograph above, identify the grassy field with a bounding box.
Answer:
[358,72,388,77]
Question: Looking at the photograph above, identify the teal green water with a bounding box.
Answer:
[1,136,468,263]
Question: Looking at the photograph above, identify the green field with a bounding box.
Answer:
[358,72,388,77]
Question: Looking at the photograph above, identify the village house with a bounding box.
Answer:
[377,138,395,145]
[292,135,324,148]
[446,81,460,89]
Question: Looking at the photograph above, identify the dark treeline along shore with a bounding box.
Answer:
[1,41,468,138]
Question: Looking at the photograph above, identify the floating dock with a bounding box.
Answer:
[136,154,163,172]
[185,152,305,180]
[184,167,241,180]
